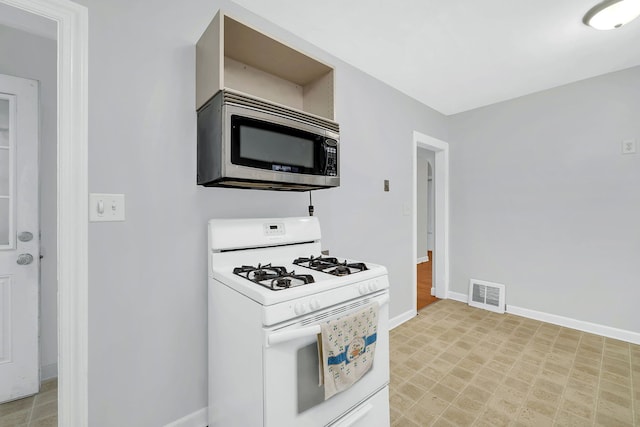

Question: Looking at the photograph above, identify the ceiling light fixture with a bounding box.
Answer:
[583,0,640,30]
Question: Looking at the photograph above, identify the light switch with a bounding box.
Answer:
[89,193,125,222]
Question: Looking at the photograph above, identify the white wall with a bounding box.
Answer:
[0,24,58,379]
[417,152,428,260]
[448,66,640,333]
[427,160,434,251]
[80,0,448,425]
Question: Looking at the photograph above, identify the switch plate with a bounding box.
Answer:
[384,180,389,192]
[89,193,125,222]
[622,139,636,154]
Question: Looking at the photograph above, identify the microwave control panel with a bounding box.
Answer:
[325,139,338,176]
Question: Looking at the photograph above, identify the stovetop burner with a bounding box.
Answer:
[293,255,368,276]
[233,263,315,291]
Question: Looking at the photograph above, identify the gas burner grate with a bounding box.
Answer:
[293,255,369,276]
[233,263,315,290]
[328,265,352,276]
[293,255,338,266]
[263,272,315,290]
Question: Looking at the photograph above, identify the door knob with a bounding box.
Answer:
[16,253,34,265]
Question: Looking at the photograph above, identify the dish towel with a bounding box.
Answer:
[317,302,379,400]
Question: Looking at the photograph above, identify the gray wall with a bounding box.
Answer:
[0,24,58,379]
[82,0,447,425]
[448,66,640,332]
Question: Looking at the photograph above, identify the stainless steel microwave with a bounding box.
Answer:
[197,90,340,191]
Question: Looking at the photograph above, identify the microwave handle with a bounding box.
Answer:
[265,294,389,348]
[322,141,329,175]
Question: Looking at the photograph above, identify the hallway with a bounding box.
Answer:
[417,251,438,310]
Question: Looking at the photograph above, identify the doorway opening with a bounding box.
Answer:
[0,0,88,425]
[0,10,58,425]
[412,131,449,314]
[416,152,437,310]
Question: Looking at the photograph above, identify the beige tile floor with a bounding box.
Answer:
[0,379,57,427]
[389,300,640,426]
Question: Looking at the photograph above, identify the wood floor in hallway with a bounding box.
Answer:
[417,251,438,310]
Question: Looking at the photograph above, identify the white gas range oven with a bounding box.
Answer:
[207,217,390,427]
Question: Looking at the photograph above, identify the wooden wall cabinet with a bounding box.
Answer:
[196,11,335,120]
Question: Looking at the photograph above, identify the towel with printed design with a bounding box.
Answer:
[317,302,379,400]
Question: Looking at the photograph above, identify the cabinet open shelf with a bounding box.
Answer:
[196,11,335,120]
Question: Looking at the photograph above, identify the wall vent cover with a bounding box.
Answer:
[468,279,505,314]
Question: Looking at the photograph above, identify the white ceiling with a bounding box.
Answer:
[231,0,640,115]
[0,2,56,40]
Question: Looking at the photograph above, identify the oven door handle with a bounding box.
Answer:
[265,294,389,348]
[266,325,321,347]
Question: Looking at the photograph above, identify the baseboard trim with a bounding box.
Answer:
[163,407,207,427]
[447,291,468,303]
[41,362,58,381]
[445,291,640,344]
[417,256,429,264]
[507,305,640,345]
[390,309,416,330]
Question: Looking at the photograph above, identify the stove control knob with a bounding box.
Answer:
[294,302,308,316]
[310,299,321,310]
[369,282,378,292]
[359,284,368,295]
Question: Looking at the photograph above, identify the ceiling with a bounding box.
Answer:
[2,1,638,115]
[231,0,640,115]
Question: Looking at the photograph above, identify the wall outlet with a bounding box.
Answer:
[89,193,126,222]
[622,139,636,154]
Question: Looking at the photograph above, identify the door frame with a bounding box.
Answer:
[0,0,88,425]
[412,131,449,305]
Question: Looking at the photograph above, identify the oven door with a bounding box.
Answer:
[263,291,389,427]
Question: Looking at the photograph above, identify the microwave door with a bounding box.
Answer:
[223,105,334,188]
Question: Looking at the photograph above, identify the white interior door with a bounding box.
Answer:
[0,73,40,403]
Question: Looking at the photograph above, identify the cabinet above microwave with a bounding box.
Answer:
[196,10,335,121]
